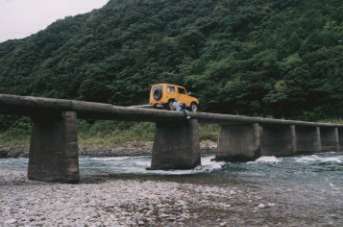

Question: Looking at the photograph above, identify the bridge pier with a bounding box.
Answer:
[216,123,298,161]
[150,119,201,170]
[338,128,343,152]
[216,123,261,162]
[294,126,321,154]
[261,125,296,156]
[320,127,339,152]
[28,111,79,183]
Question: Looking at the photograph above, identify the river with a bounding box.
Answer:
[0,152,342,226]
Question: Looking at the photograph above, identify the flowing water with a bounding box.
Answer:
[0,152,342,226]
[2,152,342,188]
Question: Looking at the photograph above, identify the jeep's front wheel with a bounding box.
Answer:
[190,103,198,112]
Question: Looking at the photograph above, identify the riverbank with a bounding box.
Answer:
[1,154,342,226]
[0,172,285,226]
[0,120,219,158]
[0,140,217,158]
[0,175,293,226]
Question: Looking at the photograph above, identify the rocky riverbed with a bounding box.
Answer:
[0,173,259,226]
[1,153,342,226]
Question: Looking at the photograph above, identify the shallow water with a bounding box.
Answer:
[1,152,342,189]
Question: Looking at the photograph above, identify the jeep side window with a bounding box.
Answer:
[168,86,176,93]
[178,87,186,94]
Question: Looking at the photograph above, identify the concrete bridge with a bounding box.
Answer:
[0,94,342,183]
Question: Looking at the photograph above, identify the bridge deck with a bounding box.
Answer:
[0,94,341,127]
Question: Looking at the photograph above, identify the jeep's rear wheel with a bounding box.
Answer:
[191,103,198,112]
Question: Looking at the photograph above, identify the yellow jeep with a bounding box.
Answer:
[149,83,199,112]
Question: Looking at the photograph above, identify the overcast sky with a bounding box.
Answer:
[0,0,109,43]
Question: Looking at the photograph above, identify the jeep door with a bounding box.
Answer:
[177,86,189,106]
[165,85,176,102]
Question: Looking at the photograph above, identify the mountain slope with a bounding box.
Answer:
[0,0,342,119]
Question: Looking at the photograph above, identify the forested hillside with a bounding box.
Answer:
[0,0,343,120]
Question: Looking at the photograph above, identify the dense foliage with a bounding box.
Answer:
[0,0,343,120]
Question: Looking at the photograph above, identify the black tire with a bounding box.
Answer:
[190,103,198,112]
[153,88,163,101]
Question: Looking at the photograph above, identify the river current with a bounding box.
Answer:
[1,152,342,189]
